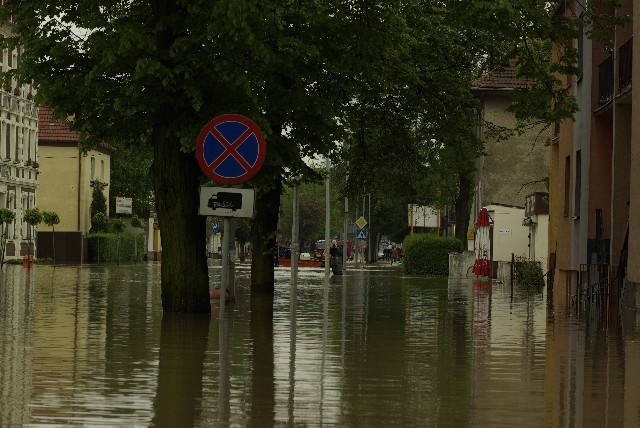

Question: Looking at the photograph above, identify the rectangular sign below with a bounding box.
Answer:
[199,186,255,218]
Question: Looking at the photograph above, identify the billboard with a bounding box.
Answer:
[408,204,439,228]
[115,197,133,215]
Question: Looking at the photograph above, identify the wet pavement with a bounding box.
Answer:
[0,262,639,426]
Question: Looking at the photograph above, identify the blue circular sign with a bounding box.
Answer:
[196,114,266,185]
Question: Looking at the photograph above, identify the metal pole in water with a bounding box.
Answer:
[221,217,231,303]
[325,158,331,278]
[368,193,371,263]
[510,252,515,300]
[343,197,348,273]
[291,183,299,282]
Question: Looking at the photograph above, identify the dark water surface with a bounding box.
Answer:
[0,263,638,427]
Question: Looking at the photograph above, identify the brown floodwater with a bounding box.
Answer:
[0,262,638,427]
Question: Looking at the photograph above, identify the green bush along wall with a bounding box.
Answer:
[403,233,462,275]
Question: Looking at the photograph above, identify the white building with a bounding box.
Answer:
[0,30,39,259]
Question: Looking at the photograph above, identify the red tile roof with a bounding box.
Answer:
[472,65,535,90]
[38,105,80,142]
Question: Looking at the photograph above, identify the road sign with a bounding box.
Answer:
[212,222,220,234]
[356,229,368,240]
[199,186,256,218]
[355,216,367,229]
[196,114,266,185]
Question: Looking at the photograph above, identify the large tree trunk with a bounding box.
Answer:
[250,179,283,293]
[455,171,473,247]
[149,0,209,313]
[152,129,211,313]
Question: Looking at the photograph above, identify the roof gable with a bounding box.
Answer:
[38,106,80,143]
[472,65,535,90]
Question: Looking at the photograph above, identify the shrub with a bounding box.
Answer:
[7,257,53,264]
[402,233,462,275]
[514,257,545,289]
[88,231,145,263]
[91,212,109,233]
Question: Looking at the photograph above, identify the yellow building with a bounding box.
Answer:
[36,106,112,262]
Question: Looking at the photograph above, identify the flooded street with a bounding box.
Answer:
[0,263,639,426]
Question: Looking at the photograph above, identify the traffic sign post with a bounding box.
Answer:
[196,114,267,303]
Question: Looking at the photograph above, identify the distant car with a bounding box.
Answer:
[278,246,292,258]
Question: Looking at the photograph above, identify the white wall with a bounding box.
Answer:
[486,205,529,262]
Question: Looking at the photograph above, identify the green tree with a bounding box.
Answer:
[90,180,108,233]
[23,207,42,264]
[109,143,154,217]
[131,214,145,262]
[0,208,15,269]
[92,212,109,234]
[111,218,126,265]
[42,211,60,266]
[91,212,109,263]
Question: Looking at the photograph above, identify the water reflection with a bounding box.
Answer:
[152,314,210,427]
[0,264,639,426]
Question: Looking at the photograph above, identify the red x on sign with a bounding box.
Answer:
[196,114,266,185]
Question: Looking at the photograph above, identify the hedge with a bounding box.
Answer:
[402,233,462,275]
[88,232,145,263]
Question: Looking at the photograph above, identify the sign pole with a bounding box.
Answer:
[221,217,231,302]
[325,159,331,278]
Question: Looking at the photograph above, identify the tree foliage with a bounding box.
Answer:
[109,143,154,218]
[90,180,108,225]
[91,212,109,233]
[42,210,60,266]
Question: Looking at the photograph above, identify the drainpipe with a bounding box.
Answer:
[609,8,617,267]
[77,148,81,231]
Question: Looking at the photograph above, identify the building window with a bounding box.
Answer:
[91,156,95,179]
[619,37,632,94]
[564,156,571,217]
[574,150,581,218]
[100,159,104,181]
[5,123,9,159]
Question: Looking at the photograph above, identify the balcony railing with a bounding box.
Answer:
[598,54,614,106]
[619,37,632,94]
